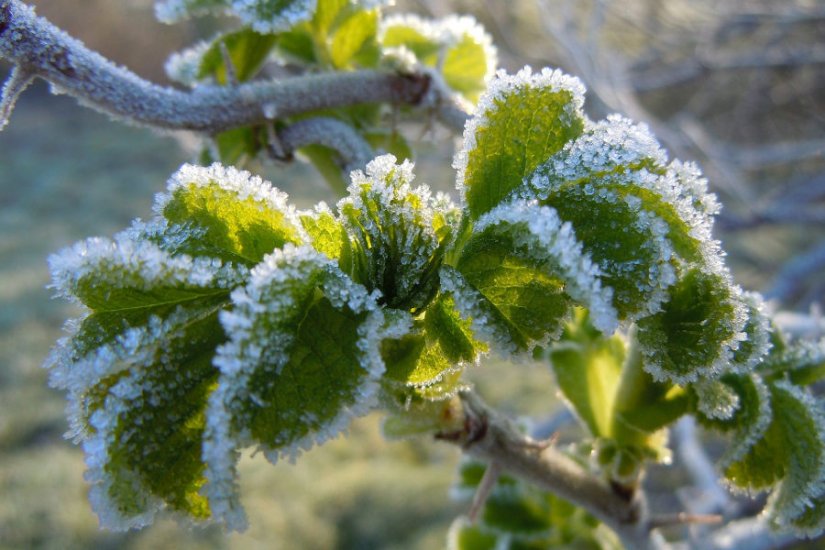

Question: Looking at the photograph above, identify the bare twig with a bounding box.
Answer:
[0,1,465,134]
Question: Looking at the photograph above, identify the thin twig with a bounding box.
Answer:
[468,461,501,523]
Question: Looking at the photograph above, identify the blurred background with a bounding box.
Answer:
[1,0,823,548]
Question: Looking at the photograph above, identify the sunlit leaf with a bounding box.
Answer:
[203,245,394,528]
[157,163,304,265]
[456,67,586,220]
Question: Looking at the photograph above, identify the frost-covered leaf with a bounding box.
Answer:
[526,116,712,266]
[759,334,825,387]
[203,245,395,528]
[155,163,304,265]
[211,127,265,166]
[455,67,585,220]
[381,294,483,399]
[636,268,746,384]
[337,155,449,313]
[696,373,772,470]
[44,230,251,528]
[379,15,497,104]
[83,304,223,529]
[329,6,378,68]
[197,29,278,84]
[729,291,772,373]
[724,381,825,534]
[156,0,318,34]
[541,181,677,321]
[447,204,582,357]
[46,235,243,400]
[155,0,226,24]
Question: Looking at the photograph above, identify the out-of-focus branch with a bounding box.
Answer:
[0,1,467,136]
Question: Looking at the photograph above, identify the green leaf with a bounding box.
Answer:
[337,155,448,312]
[456,67,586,220]
[449,215,575,355]
[329,7,378,68]
[450,459,621,549]
[363,130,413,163]
[158,163,304,265]
[440,16,496,103]
[696,373,772,469]
[300,204,348,260]
[198,28,278,84]
[379,15,441,63]
[212,126,264,166]
[542,182,677,322]
[83,300,225,528]
[448,518,498,550]
[204,246,392,527]
[424,293,485,364]
[724,381,825,531]
[549,311,625,438]
[381,296,483,398]
[298,144,350,196]
[274,24,317,63]
[636,268,745,384]
[378,15,496,104]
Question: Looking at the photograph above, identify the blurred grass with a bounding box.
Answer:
[0,81,563,548]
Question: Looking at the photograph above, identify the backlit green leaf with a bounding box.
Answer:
[456,67,586,220]
[157,163,304,265]
[329,7,377,68]
[198,28,278,84]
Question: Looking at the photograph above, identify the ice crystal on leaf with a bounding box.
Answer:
[337,154,450,313]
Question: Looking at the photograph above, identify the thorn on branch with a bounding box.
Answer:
[0,65,34,130]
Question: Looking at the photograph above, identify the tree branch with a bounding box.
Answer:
[277,117,375,172]
[439,391,664,550]
[0,0,454,134]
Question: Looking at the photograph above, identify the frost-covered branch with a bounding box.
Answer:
[0,1,447,133]
[441,391,664,550]
[277,117,375,171]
